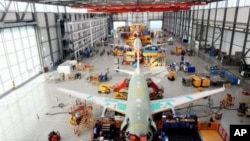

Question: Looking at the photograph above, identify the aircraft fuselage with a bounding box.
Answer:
[121,72,156,140]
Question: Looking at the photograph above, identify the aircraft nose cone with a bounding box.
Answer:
[128,123,148,137]
[134,38,142,50]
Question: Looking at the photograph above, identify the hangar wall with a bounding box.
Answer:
[163,1,250,65]
[0,1,106,97]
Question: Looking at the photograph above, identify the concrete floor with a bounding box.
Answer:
[0,37,250,141]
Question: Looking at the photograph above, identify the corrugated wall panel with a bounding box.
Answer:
[237,7,249,23]
[41,42,50,56]
[216,9,225,22]
[47,13,56,26]
[71,13,75,21]
[51,39,58,52]
[4,13,17,22]
[22,12,33,21]
[226,8,236,22]
[224,30,232,42]
[204,9,208,19]
[198,9,203,20]
[37,13,46,27]
[210,9,215,20]
[53,52,59,63]
[49,27,57,39]
[40,28,48,41]
[214,28,221,47]
[233,32,245,46]
[43,57,52,67]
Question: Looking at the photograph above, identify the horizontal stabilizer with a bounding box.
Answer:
[115,69,134,75]
[144,67,167,75]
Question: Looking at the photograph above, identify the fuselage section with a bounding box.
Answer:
[122,72,154,140]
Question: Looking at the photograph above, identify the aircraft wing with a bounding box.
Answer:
[150,86,225,114]
[145,43,168,48]
[57,87,127,114]
[108,43,125,47]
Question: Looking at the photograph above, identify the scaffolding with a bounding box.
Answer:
[69,104,95,136]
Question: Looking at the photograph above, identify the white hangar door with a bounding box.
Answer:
[0,26,41,96]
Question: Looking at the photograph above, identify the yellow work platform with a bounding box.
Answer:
[199,130,223,141]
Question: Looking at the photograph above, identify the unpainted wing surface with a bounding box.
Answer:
[151,86,225,114]
[57,88,127,114]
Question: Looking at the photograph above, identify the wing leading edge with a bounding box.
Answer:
[150,86,225,114]
[57,87,127,114]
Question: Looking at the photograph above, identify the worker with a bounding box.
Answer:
[210,116,214,122]
[208,116,215,127]
[181,50,186,62]
[158,130,166,141]
[93,120,102,139]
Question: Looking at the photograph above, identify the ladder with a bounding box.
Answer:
[186,103,193,115]
[74,106,94,136]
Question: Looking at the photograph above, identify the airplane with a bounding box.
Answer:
[57,37,225,140]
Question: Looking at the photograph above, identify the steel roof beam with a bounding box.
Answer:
[87,7,190,13]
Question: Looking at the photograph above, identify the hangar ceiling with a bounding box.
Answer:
[7,0,224,13]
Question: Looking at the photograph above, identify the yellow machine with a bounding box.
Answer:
[98,84,114,94]
[114,92,128,100]
[130,24,147,32]
[112,46,124,56]
[176,45,185,55]
[143,53,166,67]
[168,71,176,81]
[141,35,152,45]
[189,74,201,87]
[125,24,152,46]
[189,74,211,88]
[201,76,211,87]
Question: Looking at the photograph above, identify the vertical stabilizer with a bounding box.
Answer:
[133,37,142,74]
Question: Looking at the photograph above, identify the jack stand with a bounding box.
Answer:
[204,96,213,115]
[186,103,193,115]
[101,107,107,118]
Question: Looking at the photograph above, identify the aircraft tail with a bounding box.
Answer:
[115,69,134,75]
[115,37,142,75]
[134,37,142,74]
